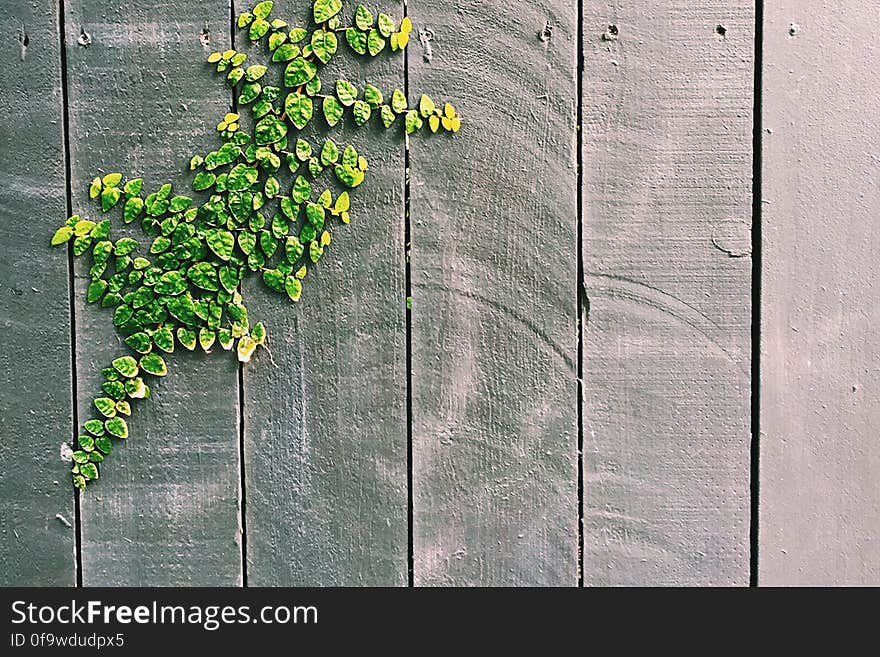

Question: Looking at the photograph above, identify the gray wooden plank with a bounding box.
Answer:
[64,0,242,585]
[581,3,753,585]
[0,0,76,587]
[240,0,408,586]
[760,3,880,585]
[409,0,579,585]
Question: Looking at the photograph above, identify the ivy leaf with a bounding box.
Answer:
[273,43,299,62]
[139,353,167,377]
[95,436,113,454]
[342,144,358,167]
[238,230,257,255]
[305,203,326,230]
[239,82,261,105]
[353,100,371,126]
[320,139,339,166]
[262,269,285,292]
[89,177,102,199]
[322,95,344,127]
[335,164,365,188]
[124,332,152,354]
[364,84,383,108]
[392,88,407,113]
[405,110,423,134]
[153,326,175,353]
[284,57,317,87]
[206,230,235,260]
[313,0,342,23]
[285,236,304,262]
[269,31,287,51]
[284,275,302,301]
[295,139,312,161]
[250,19,270,41]
[112,356,139,378]
[309,241,324,263]
[94,397,117,418]
[51,226,73,246]
[114,237,138,256]
[80,463,99,480]
[289,27,308,42]
[305,75,322,96]
[192,171,216,191]
[237,336,258,362]
[346,28,367,55]
[102,172,122,187]
[219,265,239,293]
[177,327,197,350]
[419,94,436,118]
[334,191,350,214]
[335,79,358,106]
[199,328,216,351]
[311,30,338,64]
[253,1,273,21]
[84,419,105,436]
[284,93,313,129]
[168,294,196,325]
[377,13,395,37]
[155,270,187,296]
[105,417,129,439]
[380,104,395,128]
[101,186,121,212]
[367,30,386,56]
[318,189,333,208]
[238,12,254,28]
[87,280,108,303]
[255,115,288,145]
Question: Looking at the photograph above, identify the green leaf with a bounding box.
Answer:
[268,30,287,51]
[405,109,423,134]
[124,332,152,354]
[309,240,324,263]
[168,195,192,212]
[239,82,261,104]
[206,230,235,260]
[284,93,313,129]
[51,226,73,246]
[305,75,322,96]
[94,397,117,418]
[253,0,273,20]
[318,189,332,208]
[311,30,338,64]
[155,270,187,296]
[139,353,167,377]
[285,236,304,262]
[356,5,374,30]
[89,177,102,198]
[320,139,339,165]
[102,172,122,187]
[353,100,371,126]
[322,95,344,127]
[392,88,407,113]
[255,115,288,145]
[284,275,302,301]
[84,419,105,436]
[114,237,138,256]
[79,435,95,451]
[227,163,259,191]
[112,356,139,378]
[238,231,257,255]
[261,231,279,257]
[265,175,280,197]
[367,29,386,55]
[313,0,342,23]
[262,268,285,292]
[380,104,395,128]
[252,322,267,344]
[346,28,367,55]
[105,417,129,439]
[295,138,312,161]
[305,202,325,230]
[167,294,196,325]
[87,279,108,303]
[289,27,308,42]
[101,186,121,212]
[334,191,350,213]
[120,197,143,224]
[419,94,436,117]
[377,13,395,37]
[92,240,113,264]
[219,265,239,293]
[246,64,267,82]
[123,178,143,196]
[80,462,99,480]
[336,79,358,106]
[292,175,312,203]
[73,235,92,256]
[237,11,253,28]
[284,57,317,87]
[218,328,234,350]
[250,19,270,41]
[335,164,365,188]
[272,42,299,62]
[364,84,383,108]
[153,326,175,353]
[199,328,216,351]
[95,436,113,454]
[177,327,197,350]
[192,170,216,191]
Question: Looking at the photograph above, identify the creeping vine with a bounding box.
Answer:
[51,0,459,489]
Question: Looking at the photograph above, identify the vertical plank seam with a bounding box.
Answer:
[57,0,82,588]
[230,0,248,588]
[750,0,764,588]
[576,0,585,589]
[403,0,415,588]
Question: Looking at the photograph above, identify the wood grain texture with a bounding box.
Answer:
[581,2,753,585]
[64,0,243,585]
[760,2,880,585]
[409,0,579,585]
[0,0,76,586]
[239,0,408,586]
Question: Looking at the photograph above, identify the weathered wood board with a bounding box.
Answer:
[760,2,880,585]
[0,0,76,586]
[64,0,243,585]
[581,2,754,585]
[240,0,408,586]
[409,0,580,585]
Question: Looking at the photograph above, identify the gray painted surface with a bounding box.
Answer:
[409,0,580,585]
[64,0,242,585]
[581,3,753,585]
[760,3,880,585]
[0,0,76,586]
[240,0,408,586]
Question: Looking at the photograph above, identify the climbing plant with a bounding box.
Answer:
[51,0,459,490]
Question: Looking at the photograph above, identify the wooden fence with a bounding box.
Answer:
[1,0,876,586]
